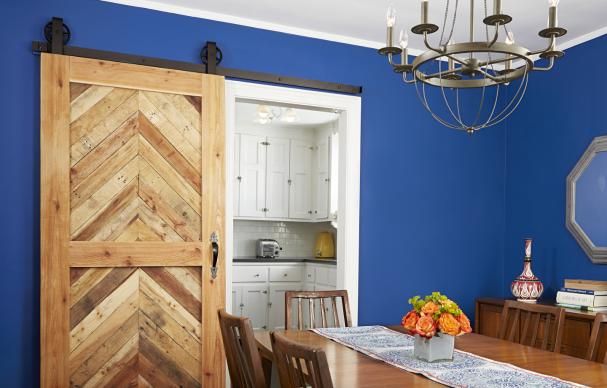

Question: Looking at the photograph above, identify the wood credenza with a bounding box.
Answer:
[475,298,607,361]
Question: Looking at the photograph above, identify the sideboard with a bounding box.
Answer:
[475,297,607,361]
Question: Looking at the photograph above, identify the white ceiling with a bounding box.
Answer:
[106,0,607,54]
[236,101,338,128]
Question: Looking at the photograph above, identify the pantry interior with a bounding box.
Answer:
[230,99,340,330]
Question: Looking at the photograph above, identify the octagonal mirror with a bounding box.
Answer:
[567,136,607,263]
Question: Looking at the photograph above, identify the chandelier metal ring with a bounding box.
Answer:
[412,41,533,88]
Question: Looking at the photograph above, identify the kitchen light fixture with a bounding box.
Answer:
[379,0,567,133]
[254,105,298,124]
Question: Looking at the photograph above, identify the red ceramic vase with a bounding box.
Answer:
[511,238,544,303]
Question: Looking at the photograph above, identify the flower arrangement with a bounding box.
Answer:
[401,292,472,338]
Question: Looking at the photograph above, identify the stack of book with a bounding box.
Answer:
[556,279,607,312]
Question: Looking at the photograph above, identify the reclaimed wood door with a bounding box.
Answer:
[40,53,225,387]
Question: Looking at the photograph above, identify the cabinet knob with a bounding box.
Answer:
[262,290,268,294]
[237,176,242,181]
[254,273,260,277]
[262,325,267,329]
[283,273,288,277]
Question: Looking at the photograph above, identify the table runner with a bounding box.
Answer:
[311,326,587,388]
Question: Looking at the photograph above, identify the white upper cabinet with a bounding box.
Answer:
[315,135,330,220]
[238,134,267,217]
[265,137,290,218]
[289,140,314,219]
[234,130,333,222]
[233,133,241,216]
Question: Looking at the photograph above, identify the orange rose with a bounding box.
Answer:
[458,312,472,334]
[438,313,461,336]
[402,311,419,332]
[415,315,437,338]
[421,301,440,316]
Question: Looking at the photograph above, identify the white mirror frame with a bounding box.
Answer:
[566,135,607,264]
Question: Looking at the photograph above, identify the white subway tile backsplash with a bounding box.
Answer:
[234,220,336,258]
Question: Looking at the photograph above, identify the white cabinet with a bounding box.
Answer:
[315,136,330,220]
[265,137,290,218]
[232,263,336,330]
[289,140,314,219]
[237,134,266,217]
[234,132,331,222]
[234,134,241,215]
[240,284,269,330]
[232,286,242,316]
[269,282,303,330]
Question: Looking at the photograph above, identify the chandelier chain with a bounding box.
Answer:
[439,0,458,47]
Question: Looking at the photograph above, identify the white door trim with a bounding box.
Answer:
[224,81,361,325]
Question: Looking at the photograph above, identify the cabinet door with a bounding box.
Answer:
[234,134,241,216]
[265,137,290,218]
[232,286,243,316]
[241,284,269,330]
[315,136,330,219]
[239,134,267,217]
[269,282,303,330]
[289,140,313,219]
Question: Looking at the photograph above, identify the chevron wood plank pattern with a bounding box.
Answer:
[69,83,203,242]
[69,267,203,387]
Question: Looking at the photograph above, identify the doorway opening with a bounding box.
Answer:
[224,81,361,327]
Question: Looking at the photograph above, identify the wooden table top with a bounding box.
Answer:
[255,326,607,387]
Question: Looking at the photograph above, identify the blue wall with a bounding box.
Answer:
[1,1,507,386]
[503,35,607,299]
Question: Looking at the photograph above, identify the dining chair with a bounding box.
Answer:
[586,313,607,362]
[217,309,267,388]
[285,290,352,330]
[498,300,565,352]
[270,331,334,388]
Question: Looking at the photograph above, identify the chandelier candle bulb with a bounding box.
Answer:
[493,0,502,15]
[548,0,559,28]
[386,7,396,47]
[400,30,409,65]
[421,0,429,25]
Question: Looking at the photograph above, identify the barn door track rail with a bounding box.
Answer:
[32,17,362,95]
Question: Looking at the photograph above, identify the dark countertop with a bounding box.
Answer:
[233,257,336,265]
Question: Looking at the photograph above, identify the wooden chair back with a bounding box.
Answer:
[217,309,267,388]
[285,290,352,330]
[270,331,334,388]
[498,300,565,352]
[586,313,607,362]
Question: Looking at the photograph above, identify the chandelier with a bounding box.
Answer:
[379,0,567,133]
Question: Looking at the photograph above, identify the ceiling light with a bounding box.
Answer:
[281,108,297,123]
[378,0,567,134]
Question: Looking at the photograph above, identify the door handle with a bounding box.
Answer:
[210,232,219,279]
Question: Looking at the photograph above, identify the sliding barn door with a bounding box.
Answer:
[40,53,225,387]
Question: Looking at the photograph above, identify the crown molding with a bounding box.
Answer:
[101,0,429,55]
[103,0,605,62]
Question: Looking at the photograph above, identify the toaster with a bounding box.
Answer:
[256,239,282,258]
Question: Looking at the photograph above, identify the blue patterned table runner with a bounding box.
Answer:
[311,326,586,388]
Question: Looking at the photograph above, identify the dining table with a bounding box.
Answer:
[254,325,607,387]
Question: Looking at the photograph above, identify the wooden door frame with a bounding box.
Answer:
[40,53,226,387]
[224,81,361,325]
